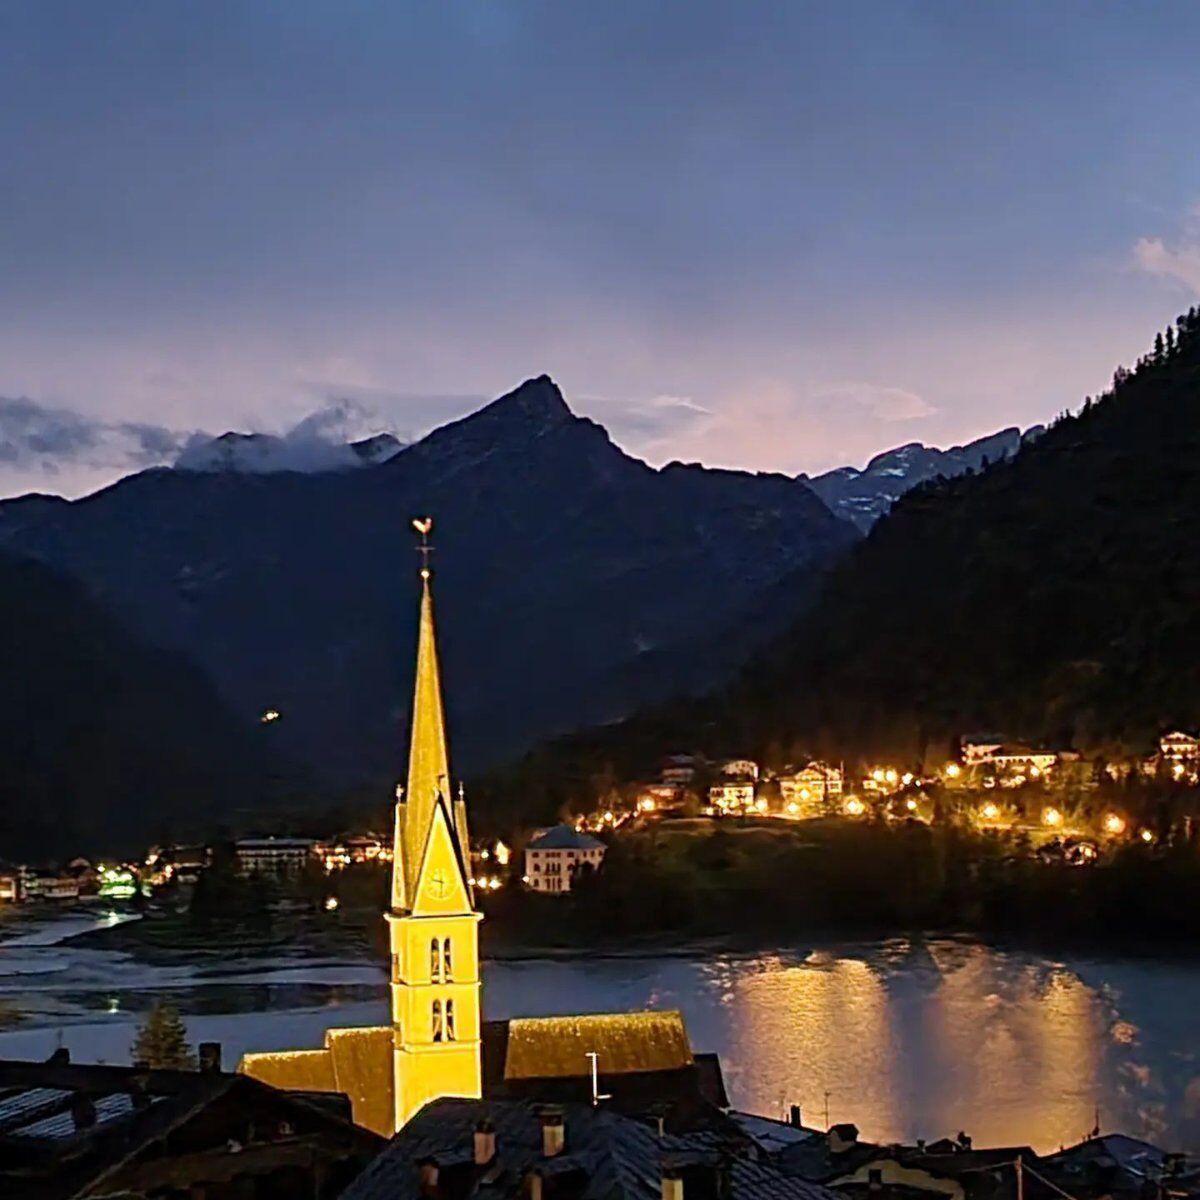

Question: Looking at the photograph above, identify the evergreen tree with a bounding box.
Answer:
[131,1002,196,1069]
[1165,326,1176,357]
[1154,331,1165,362]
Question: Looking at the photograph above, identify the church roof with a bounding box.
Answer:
[499,1011,693,1080]
[392,563,472,915]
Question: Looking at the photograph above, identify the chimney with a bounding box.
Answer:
[129,1073,151,1112]
[538,1106,565,1157]
[789,1104,803,1129]
[198,1042,222,1073]
[661,1168,684,1200]
[474,1118,496,1166]
[71,1095,97,1131]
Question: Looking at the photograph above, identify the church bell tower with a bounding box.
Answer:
[387,519,482,1129]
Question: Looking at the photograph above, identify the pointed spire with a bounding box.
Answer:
[392,518,458,912]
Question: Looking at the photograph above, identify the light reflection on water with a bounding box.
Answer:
[3,920,1199,1152]
[482,939,1200,1152]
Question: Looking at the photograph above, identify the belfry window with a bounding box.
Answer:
[430,938,442,981]
[445,998,456,1041]
[442,937,453,981]
[431,999,443,1042]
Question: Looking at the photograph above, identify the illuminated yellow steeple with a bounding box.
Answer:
[387,517,482,1129]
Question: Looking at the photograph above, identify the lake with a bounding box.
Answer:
[1,909,1198,1152]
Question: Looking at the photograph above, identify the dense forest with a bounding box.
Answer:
[0,549,274,858]
[475,310,1200,827]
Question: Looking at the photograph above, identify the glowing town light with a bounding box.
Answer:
[901,773,914,786]
[786,801,800,815]
[1103,813,1126,835]
[480,848,490,860]
[844,797,866,817]
[799,788,811,801]
[980,802,1000,821]
[260,709,280,723]
[1043,807,1063,827]
[884,769,898,785]
[755,798,767,813]
[905,798,918,812]
[1173,762,1186,780]
[871,769,886,784]
[1029,765,1041,778]
[639,797,655,812]
[324,895,339,911]
[1140,829,1155,844]
[945,763,962,779]
[494,841,511,866]
[603,812,615,824]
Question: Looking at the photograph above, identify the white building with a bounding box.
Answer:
[718,758,759,781]
[779,762,844,810]
[1160,730,1200,761]
[234,837,315,879]
[524,825,606,895]
[709,780,757,813]
[961,733,1006,765]
[660,754,701,785]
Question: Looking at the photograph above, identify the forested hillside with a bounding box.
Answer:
[479,310,1200,824]
[0,550,271,857]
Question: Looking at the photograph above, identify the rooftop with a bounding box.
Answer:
[527,825,605,851]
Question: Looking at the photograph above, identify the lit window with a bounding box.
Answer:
[430,938,441,982]
[443,937,453,981]
[446,999,456,1041]
[432,1000,443,1042]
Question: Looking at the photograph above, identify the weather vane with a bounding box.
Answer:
[411,516,433,578]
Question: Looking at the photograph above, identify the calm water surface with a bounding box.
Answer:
[1,912,1198,1152]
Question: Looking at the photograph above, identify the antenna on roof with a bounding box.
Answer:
[586,1052,612,1107]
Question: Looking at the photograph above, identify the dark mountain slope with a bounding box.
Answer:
[0,550,268,858]
[478,312,1200,824]
[0,377,856,781]
[682,309,1200,764]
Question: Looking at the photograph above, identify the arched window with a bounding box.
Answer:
[431,1000,443,1042]
[445,999,456,1041]
[430,938,442,981]
[442,937,453,981]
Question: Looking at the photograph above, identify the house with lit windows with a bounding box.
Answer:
[779,762,844,813]
[523,826,606,894]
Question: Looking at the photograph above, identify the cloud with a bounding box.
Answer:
[1132,203,1200,294]
[1133,235,1200,294]
[592,393,712,445]
[0,394,400,496]
[807,382,937,423]
[0,395,190,475]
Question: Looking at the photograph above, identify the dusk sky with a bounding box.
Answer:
[4,1,1200,497]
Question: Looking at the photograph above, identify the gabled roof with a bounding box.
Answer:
[342,1098,842,1200]
[0,1057,381,1200]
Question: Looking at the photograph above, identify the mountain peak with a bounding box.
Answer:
[475,375,573,430]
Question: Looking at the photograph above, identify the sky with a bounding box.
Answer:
[3,1,1200,498]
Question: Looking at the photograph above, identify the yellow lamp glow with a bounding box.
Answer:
[1043,807,1063,827]
[844,797,866,817]
[786,801,799,815]
[1103,813,1125,835]
[905,798,918,812]
[980,802,1000,821]
[1140,829,1155,844]
[945,763,962,779]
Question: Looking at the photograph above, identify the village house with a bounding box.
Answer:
[0,1051,381,1199]
[780,761,845,813]
[708,779,758,813]
[960,733,1006,765]
[660,753,703,785]
[524,825,606,895]
[1159,730,1200,762]
[718,757,760,780]
[233,836,315,879]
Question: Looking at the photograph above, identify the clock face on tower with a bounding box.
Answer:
[428,869,450,900]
